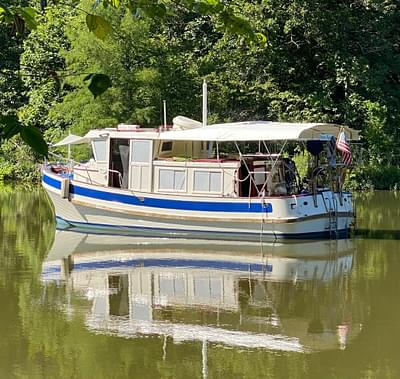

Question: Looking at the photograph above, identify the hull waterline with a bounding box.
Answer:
[43,170,353,242]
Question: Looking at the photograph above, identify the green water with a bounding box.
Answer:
[1,186,400,378]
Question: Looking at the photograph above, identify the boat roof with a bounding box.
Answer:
[53,117,360,146]
[159,120,360,142]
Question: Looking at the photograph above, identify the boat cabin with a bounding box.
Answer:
[70,130,301,199]
[55,117,359,199]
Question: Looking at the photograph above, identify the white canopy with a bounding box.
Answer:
[52,134,89,147]
[160,120,360,142]
[55,119,360,144]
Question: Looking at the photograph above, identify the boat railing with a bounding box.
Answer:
[47,152,124,188]
[107,169,124,188]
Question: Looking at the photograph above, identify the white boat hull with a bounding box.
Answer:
[43,169,354,241]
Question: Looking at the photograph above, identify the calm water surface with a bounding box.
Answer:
[1,186,400,378]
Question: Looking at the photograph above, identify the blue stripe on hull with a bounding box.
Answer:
[43,174,61,190]
[42,172,272,213]
[55,216,350,241]
[73,258,273,273]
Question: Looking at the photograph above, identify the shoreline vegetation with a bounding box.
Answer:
[1,1,400,189]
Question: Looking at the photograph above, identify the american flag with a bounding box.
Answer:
[336,131,352,166]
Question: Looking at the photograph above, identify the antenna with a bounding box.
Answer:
[163,100,167,130]
[202,80,207,127]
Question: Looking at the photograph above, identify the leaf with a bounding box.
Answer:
[20,126,48,157]
[19,7,37,30]
[0,4,14,24]
[138,4,167,18]
[0,115,22,139]
[0,6,5,21]
[220,11,253,36]
[255,32,267,46]
[84,73,112,98]
[103,0,120,8]
[86,14,112,40]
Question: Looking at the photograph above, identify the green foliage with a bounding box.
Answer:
[0,114,21,139]
[0,117,48,157]
[0,160,14,181]
[47,6,199,134]
[0,4,38,33]
[347,165,400,191]
[1,0,400,185]
[0,21,26,115]
[0,3,74,166]
[0,138,41,182]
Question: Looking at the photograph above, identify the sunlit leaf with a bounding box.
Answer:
[84,73,112,98]
[19,7,37,30]
[86,14,112,40]
[20,127,48,157]
[0,6,5,21]
[0,5,15,24]
[104,0,120,8]
[0,115,22,139]
[255,32,267,45]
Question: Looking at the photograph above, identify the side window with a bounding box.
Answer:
[161,141,173,152]
[92,139,107,162]
[131,140,151,163]
[193,171,222,193]
[159,169,186,191]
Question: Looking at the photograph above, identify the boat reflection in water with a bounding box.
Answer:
[42,231,360,354]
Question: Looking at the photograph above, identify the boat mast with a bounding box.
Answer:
[202,80,207,127]
[163,100,167,130]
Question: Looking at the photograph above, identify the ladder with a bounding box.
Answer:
[328,195,338,239]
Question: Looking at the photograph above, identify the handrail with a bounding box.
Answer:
[47,152,124,188]
[107,169,123,188]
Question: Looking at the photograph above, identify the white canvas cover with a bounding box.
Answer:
[58,119,360,144]
[52,134,89,147]
[160,120,360,142]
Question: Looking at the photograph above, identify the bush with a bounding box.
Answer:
[0,138,41,183]
[346,165,400,191]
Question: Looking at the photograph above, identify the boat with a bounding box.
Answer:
[42,94,359,241]
[42,230,360,352]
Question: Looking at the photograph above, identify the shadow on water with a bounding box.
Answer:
[355,229,400,240]
[353,190,400,240]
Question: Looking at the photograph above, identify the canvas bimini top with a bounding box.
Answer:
[159,119,360,142]
[52,116,360,146]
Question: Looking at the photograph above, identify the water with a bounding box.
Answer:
[1,185,400,378]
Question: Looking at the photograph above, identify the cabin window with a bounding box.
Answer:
[130,140,151,163]
[159,169,186,191]
[92,139,107,162]
[161,141,173,152]
[193,170,222,193]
